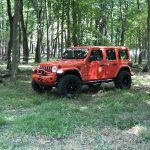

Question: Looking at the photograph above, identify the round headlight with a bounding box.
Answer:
[52,66,57,72]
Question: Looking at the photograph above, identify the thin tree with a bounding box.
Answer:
[61,0,65,55]
[111,0,114,44]
[20,0,29,64]
[6,0,13,70]
[31,0,43,63]
[66,0,71,47]
[119,0,129,46]
[11,0,20,81]
[147,0,150,68]
[72,0,78,46]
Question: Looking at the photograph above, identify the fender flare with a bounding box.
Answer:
[56,68,82,81]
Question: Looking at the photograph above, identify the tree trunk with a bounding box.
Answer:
[35,9,42,63]
[147,0,150,68]
[137,1,143,65]
[111,0,114,44]
[18,21,21,63]
[138,29,142,65]
[0,1,4,58]
[20,0,29,64]
[66,0,71,47]
[6,0,13,70]
[72,0,78,46]
[78,7,82,46]
[57,20,60,58]
[135,37,138,63]
[119,0,128,46]
[60,0,65,56]
[31,0,43,63]
[11,0,20,81]
[99,5,107,45]
[46,0,51,61]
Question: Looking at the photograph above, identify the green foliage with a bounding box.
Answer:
[0,0,148,62]
[0,116,6,126]
[142,128,150,141]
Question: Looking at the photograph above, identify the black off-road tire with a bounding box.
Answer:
[32,80,52,93]
[114,71,131,89]
[57,75,82,97]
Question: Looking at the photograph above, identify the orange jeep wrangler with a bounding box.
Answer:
[32,46,133,97]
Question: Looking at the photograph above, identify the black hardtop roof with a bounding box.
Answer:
[69,46,129,50]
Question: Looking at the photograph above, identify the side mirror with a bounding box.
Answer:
[89,55,95,62]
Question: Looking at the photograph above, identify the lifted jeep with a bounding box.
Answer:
[32,46,133,97]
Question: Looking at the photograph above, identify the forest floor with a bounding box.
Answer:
[0,67,150,150]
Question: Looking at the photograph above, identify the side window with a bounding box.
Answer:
[118,49,129,60]
[106,49,116,60]
[90,50,103,61]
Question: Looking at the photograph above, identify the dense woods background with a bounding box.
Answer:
[0,1,150,147]
[0,0,150,80]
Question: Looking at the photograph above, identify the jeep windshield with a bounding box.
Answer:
[62,49,88,59]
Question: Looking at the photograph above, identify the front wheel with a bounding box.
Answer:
[114,71,131,89]
[32,80,52,93]
[57,75,82,97]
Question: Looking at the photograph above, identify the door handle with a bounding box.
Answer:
[100,64,108,66]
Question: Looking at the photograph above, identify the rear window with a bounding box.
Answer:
[118,50,129,60]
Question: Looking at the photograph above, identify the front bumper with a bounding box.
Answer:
[32,74,57,86]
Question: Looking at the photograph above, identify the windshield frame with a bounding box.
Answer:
[62,48,89,60]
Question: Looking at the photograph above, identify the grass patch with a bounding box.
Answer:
[0,69,150,149]
[0,76,56,110]
[142,131,150,141]
[12,89,149,138]
[0,75,149,138]
[0,116,6,126]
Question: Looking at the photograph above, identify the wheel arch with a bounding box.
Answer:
[57,69,82,82]
[116,66,131,77]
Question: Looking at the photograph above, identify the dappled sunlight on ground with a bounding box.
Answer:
[1,126,149,150]
[145,101,150,105]
[126,125,147,136]
[79,106,88,111]
[19,80,31,84]
[132,73,150,94]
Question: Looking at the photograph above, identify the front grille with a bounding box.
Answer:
[39,65,52,72]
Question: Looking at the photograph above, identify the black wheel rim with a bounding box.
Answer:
[122,76,130,88]
[66,80,78,95]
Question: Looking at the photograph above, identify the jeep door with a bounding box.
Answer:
[88,49,106,80]
[105,49,118,78]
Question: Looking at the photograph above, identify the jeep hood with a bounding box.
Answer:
[39,59,85,67]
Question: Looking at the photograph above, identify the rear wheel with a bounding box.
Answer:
[32,80,52,93]
[58,75,82,97]
[114,71,131,89]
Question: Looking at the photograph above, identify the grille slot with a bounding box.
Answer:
[39,65,51,72]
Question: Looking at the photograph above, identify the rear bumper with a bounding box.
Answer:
[32,74,57,86]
